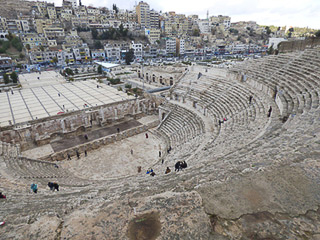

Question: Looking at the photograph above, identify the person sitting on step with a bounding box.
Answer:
[0,192,6,199]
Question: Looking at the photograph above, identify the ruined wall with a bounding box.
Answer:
[278,38,320,53]
[0,97,161,151]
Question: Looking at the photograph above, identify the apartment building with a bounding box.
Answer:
[166,38,176,55]
[145,28,160,44]
[136,1,150,29]
[104,45,121,61]
[47,4,57,19]
[130,42,143,60]
[73,44,90,61]
[91,49,105,60]
[57,49,75,65]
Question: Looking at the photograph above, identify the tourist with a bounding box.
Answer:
[159,151,161,157]
[84,150,87,157]
[54,164,59,168]
[48,182,59,192]
[268,106,272,117]
[117,127,120,133]
[131,149,133,155]
[30,183,38,194]
[76,150,80,159]
[165,167,171,174]
[150,172,156,177]
[175,161,182,172]
[249,96,253,104]
[162,159,164,164]
[167,146,172,154]
[137,166,142,173]
[180,161,187,170]
[218,120,223,126]
[0,192,6,199]
[67,153,71,160]
[146,168,154,174]
[145,133,149,138]
[58,93,60,97]
[84,134,88,140]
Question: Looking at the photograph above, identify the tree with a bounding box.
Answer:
[51,57,58,65]
[91,28,98,39]
[316,30,320,38]
[125,49,134,65]
[25,44,31,51]
[192,29,200,37]
[40,46,45,51]
[10,71,18,83]
[112,4,119,14]
[65,59,69,65]
[97,65,102,74]
[3,74,9,84]
[265,26,272,35]
[94,40,103,49]
[19,53,25,59]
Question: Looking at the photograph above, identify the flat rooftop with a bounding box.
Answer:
[0,80,135,127]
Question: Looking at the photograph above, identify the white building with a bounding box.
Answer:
[166,38,176,55]
[104,45,121,61]
[91,49,106,60]
[130,41,143,60]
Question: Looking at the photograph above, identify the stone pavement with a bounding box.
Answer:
[51,119,142,152]
[0,80,134,127]
[60,131,166,180]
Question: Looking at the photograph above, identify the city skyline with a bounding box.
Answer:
[49,0,320,29]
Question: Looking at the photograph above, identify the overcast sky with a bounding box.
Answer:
[50,0,320,29]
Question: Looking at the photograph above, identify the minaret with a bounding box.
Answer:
[207,10,209,20]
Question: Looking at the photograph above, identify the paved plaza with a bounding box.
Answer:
[19,71,66,88]
[0,80,135,127]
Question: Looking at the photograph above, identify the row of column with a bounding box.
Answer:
[0,141,20,158]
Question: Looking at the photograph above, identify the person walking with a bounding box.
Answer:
[145,133,149,139]
[67,153,71,160]
[268,106,272,117]
[84,150,87,157]
[249,96,253,104]
[76,150,80,159]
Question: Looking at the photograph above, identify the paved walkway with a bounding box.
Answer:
[51,119,142,152]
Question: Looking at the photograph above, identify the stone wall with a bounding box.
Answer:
[278,38,320,53]
[138,65,187,86]
[0,97,161,151]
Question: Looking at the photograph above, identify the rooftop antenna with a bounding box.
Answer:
[207,10,209,20]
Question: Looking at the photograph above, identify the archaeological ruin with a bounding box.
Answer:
[1,46,320,239]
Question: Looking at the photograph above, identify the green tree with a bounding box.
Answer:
[10,71,18,83]
[97,65,102,74]
[265,26,271,35]
[192,29,200,37]
[3,74,10,84]
[51,57,58,65]
[40,45,45,51]
[19,53,25,59]
[25,44,31,51]
[125,83,132,89]
[91,28,98,39]
[316,30,320,38]
[94,40,103,49]
[125,49,134,65]
[112,4,119,14]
